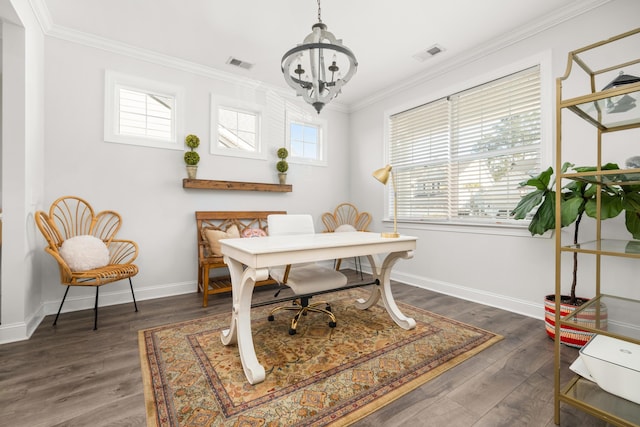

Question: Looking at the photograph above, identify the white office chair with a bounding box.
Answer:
[267,214,348,335]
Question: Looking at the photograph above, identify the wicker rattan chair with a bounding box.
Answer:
[35,196,139,330]
[321,202,371,233]
[321,203,371,277]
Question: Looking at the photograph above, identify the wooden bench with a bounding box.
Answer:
[196,211,286,307]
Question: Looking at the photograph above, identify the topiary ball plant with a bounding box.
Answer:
[184,134,200,166]
[276,147,289,173]
[184,151,200,166]
[185,134,200,150]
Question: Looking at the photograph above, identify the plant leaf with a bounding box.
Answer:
[625,210,640,240]
[561,195,584,226]
[511,189,545,220]
[622,191,640,213]
[528,193,555,235]
[585,192,623,219]
[519,166,553,190]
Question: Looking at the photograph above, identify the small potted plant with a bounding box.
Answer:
[184,134,200,179]
[511,162,640,346]
[276,147,289,185]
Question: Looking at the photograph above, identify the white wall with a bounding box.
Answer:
[38,36,351,317]
[349,0,640,319]
[0,0,46,343]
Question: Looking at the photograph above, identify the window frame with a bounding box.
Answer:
[210,95,265,160]
[285,107,328,166]
[104,70,184,150]
[382,53,553,235]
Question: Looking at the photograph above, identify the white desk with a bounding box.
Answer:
[220,231,417,385]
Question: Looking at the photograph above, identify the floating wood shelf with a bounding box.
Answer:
[182,179,292,192]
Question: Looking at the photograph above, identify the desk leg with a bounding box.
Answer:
[355,250,416,330]
[220,256,269,385]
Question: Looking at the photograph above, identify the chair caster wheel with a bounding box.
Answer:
[268,315,274,321]
[329,321,337,328]
[288,328,297,335]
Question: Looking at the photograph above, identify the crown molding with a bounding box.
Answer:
[29,0,601,115]
[28,0,348,114]
[28,0,53,31]
[348,0,612,112]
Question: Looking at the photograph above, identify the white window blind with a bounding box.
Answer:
[388,66,541,223]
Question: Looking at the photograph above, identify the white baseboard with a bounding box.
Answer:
[1,270,544,344]
[0,281,198,344]
[389,269,544,320]
[42,280,197,314]
[0,308,45,344]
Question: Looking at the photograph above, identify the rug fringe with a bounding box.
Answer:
[138,330,159,427]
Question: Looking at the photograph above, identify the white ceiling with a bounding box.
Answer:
[40,0,609,108]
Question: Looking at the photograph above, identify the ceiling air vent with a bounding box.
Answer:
[412,44,446,62]
[226,56,254,70]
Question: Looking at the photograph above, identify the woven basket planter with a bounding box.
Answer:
[544,294,608,348]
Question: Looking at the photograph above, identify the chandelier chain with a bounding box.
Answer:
[317,0,322,23]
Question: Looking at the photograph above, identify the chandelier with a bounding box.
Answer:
[281,0,358,113]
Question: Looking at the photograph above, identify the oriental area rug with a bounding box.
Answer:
[139,289,502,426]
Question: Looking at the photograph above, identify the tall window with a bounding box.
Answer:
[387,66,541,224]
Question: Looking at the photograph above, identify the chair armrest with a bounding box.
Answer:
[108,239,139,264]
[44,246,74,278]
[355,212,372,231]
[321,212,338,232]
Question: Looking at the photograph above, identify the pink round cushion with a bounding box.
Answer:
[241,228,267,238]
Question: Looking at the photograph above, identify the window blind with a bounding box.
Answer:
[388,66,541,223]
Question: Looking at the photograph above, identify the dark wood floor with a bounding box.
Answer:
[0,272,612,426]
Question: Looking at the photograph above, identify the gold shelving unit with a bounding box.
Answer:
[554,28,640,426]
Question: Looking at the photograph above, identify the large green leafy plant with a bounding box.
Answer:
[512,162,640,304]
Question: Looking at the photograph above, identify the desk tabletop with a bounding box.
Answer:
[220,232,417,268]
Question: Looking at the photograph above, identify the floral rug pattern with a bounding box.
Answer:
[139,289,501,426]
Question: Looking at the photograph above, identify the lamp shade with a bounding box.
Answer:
[372,165,392,185]
[372,164,399,238]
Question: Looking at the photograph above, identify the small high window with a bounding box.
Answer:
[290,122,320,160]
[211,96,264,159]
[286,107,327,165]
[104,70,184,150]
